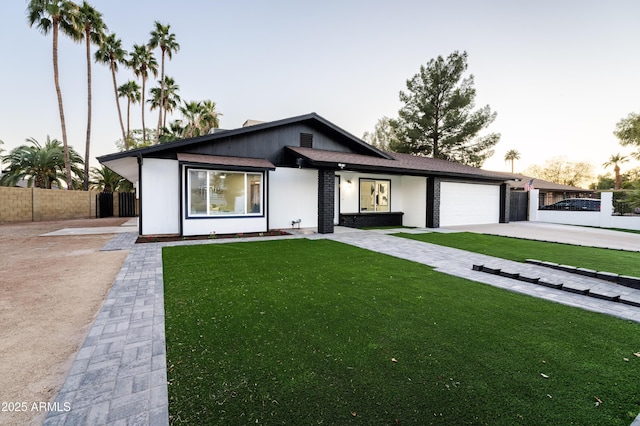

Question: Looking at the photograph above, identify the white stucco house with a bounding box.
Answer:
[97,113,515,236]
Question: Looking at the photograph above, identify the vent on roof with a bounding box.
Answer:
[300,133,313,148]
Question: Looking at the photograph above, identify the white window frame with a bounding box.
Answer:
[187,168,264,217]
[359,178,391,212]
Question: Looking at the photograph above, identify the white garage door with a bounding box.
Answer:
[440,182,500,227]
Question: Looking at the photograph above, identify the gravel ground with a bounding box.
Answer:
[0,218,131,426]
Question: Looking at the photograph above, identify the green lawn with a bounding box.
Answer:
[395,232,640,277]
[163,239,640,425]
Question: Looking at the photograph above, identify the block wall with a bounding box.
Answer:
[0,187,100,223]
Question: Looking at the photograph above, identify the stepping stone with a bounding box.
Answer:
[481,266,501,275]
[537,278,563,290]
[588,288,621,302]
[620,293,640,308]
[575,268,597,278]
[518,274,539,284]
[596,271,619,283]
[557,265,577,273]
[561,282,590,295]
[619,276,640,290]
[541,261,560,270]
[499,270,520,279]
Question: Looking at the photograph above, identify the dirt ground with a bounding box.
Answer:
[0,218,131,426]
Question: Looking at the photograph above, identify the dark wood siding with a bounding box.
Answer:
[148,124,376,166]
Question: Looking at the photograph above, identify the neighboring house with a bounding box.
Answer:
[97,113,515,237]
[508,175,594,207]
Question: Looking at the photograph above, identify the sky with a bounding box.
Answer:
[2,0,640,178]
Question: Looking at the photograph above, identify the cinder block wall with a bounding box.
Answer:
[0,187,100,223]
[0,187,33,222]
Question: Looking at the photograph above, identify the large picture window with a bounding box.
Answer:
[359,179,390,212]
[188,169,263,216]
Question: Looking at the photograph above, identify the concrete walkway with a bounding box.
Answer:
[44,226,640,425]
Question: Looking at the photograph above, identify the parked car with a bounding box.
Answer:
[540,198,601,211]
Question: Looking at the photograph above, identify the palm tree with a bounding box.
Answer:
[95,32,128,145]
[199,100,221,133]
[603,153,629,190]
[27,0,79,190]
[148,76,180,129]
[0,136,83,189]
[128,44,158,145]
[504,149,521,173]
[117,80,141,148]
[75,1,106,191]
[148,21,180,144]
[178,100,202,138]
[178,100,222,138]
[90,165,125,192]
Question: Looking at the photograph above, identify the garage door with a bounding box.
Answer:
[439,182,500,227]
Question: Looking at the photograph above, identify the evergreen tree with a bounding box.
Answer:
[391,51,499,167]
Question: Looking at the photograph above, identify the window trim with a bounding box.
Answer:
[359,178,391,213]
[185,167,265,219]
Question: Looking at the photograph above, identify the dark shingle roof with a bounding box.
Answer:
[287,146,514,181]
[508,174,588,192]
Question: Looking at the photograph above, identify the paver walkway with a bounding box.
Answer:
[45,227,640,425]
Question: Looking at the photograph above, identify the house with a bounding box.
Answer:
[97,113,515,236]
[508,175,594,207]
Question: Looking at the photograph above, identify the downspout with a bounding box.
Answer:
[137,155,143,236]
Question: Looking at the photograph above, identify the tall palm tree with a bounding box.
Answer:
[75,1,106,191]
[148,21,180,144]
[504,149,521,173]
[0,136,83,189]
[117,80,141,148]
[603,153,629,190]
[27,0,79,190]
[128,44,157,145]
[95,32,128,144]
[148,76,180,129]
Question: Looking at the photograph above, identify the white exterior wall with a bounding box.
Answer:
[400,176,427,227]
[141,158,180,235]
[181,165,269,236]
[337,172,358,213]
[440,181,500,227]
[531,191,640,231]
[269,168,318,230]
[183,216,268,236]
[337,172,403,213]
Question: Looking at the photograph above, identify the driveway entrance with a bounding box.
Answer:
[443,221,640,252]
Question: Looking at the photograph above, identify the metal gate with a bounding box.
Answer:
[118,192,137,217]
[97,192,114,218]
[509,191,529,221]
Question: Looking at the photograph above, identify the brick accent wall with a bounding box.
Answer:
[499,183,510,223]
[426,177,441,228]
[0,187,104,223]
[317,169,334,234]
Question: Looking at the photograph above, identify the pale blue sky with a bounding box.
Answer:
[2,0,640,175]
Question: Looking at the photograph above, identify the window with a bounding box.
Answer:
[359,179,390,212]
[188,169,263,216]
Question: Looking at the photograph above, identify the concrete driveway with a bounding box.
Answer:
[444,221,640,252]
